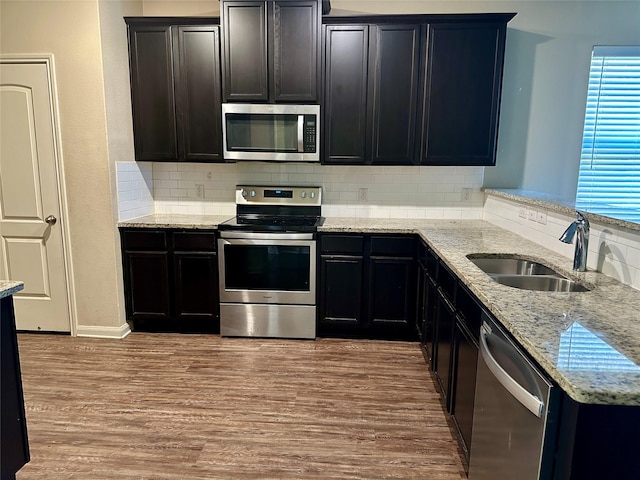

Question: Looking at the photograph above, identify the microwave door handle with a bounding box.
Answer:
[297,115,304,152]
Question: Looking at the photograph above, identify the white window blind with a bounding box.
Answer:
[576,46,640,223]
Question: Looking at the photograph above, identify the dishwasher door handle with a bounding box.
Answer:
[480,325,544,418]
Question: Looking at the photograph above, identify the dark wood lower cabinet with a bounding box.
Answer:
[174,253,219,331]
[434,288,455,408]
[1,295,30,480]
[451,319,478,468]
[120,228,219,333]
[368,256,415,339]
[318,255,364,336]
[318,234,416,340]
[126,251,171,322]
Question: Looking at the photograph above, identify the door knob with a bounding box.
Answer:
[45,215,57,225]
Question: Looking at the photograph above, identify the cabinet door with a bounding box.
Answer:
[221,1,268,101]
[421,22,507,166]
[323,25,369,164]
[434,287,455,410]
[174,253,219,331]
[318,255,364,336]
[128,25,178,161]
[368,256,416,339]
[175,26,223,162]
[452,319,478,464]
[368,24,422,165]
[124,251,171,321]
[422,272,438,365]
[271,0,320,102]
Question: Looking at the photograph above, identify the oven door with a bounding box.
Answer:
[218,232,316,305]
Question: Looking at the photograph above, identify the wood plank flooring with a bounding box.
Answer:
[15,333,466,479]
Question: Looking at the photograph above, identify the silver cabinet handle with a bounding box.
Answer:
[479,324,544,418]
[45,215,57,225]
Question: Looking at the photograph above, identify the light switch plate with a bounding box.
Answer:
[527,208,537,221]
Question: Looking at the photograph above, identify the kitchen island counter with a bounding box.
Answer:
[1,281,24,299]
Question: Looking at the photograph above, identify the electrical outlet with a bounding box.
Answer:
[527,208,537,222]
[461,188,472,202]
[358,187,368,202]
[518,207,527,219]
[536,210,547,225]
[195,184,204,198]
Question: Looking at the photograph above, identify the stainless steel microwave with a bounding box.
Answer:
[222,103,320,162]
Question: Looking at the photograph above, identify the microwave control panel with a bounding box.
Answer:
[304,115,316,153]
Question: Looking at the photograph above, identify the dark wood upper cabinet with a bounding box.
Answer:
[420,22,508,166]
[323,25,369,164]
[126,19,223,162]
[323,23,421,165]
[221,2,268,101]
[368,24,422,165]
[128,25,177,161]
[323,13,514,166]
[221,0,321,102]
[175,26,223,162]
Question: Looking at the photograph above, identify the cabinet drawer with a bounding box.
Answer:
[437,260,456,301]
[122,230,167,250]
[321,235,364,255]
[370,236,415,257]
[172,231,217,251]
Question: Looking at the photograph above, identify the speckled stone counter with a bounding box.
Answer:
[320,218,640,406]
[116,213,640,406]
[0,281,24,299]
[118,214,232,229]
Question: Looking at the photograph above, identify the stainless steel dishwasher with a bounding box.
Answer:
[469,312,554,480]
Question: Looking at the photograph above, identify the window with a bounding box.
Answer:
[576,46,640,223]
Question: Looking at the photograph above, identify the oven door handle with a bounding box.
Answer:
[219,231,314,240]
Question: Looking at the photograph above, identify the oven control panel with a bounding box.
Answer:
[236,186,322,206]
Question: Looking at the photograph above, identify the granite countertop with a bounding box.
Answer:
[0,281,24,299]
[117,213,640,406]
[320,218,640,406]
[118,213,233,229]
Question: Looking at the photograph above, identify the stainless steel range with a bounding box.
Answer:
[217,185,323,339]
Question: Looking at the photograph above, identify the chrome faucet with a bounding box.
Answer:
[559,211,590,271]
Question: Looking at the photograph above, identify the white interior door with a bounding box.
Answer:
[0,60,71,332]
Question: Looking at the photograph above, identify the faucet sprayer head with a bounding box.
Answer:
[559,221,578,243]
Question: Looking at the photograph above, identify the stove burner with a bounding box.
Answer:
[218,215,323,232]
[219,185,323,233]
[237,215,320,227]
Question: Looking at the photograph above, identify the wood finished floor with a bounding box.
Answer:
[16,333,466,480]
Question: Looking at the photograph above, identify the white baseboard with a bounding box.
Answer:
[75,323,131,339]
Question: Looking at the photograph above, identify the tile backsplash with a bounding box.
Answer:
[116,162,153,220]
[150,162,486,219]
[483,194,640,290]
[115,162,640,289]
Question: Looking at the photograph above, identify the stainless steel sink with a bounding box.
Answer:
[492,274,590,292]
[468,256,558,276]
[467,254,590,292]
